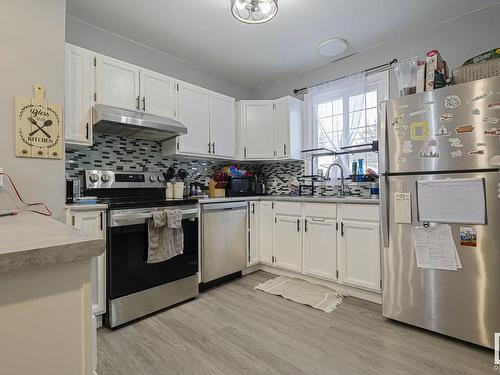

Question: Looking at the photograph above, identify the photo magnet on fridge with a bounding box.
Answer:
[460,227,477,247]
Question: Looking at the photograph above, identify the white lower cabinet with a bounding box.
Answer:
[259,201,274,265]
[248,201,381,297]
[338,219,381,291]
[273,215,302,273]
[303,217,338,280]
[248,201,260,266]
[66,209,107,315]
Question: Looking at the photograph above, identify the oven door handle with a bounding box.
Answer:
[112,208,199,222]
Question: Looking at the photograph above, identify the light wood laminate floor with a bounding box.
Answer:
[98,271,493,374]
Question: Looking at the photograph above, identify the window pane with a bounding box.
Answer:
[333,98,343,115]
[332,114,343,133]
[318,116,333,135]
[366,90,377,108]
[366,108,377,125]
[349,93,365,111]
[317,101,332,118]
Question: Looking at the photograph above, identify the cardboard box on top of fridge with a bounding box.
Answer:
[425,50,449,91]
[416,61,426,93]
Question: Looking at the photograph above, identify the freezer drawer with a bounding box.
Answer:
[382,76,500,174]
[382,170,500,348]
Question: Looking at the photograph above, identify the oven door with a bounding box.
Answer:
[107,207,199,300]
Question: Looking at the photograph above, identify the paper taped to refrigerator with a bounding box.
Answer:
[394,192,412,224]
[416,178,486,224]
[412,225,462,271]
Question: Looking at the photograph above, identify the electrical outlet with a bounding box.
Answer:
[0,167,3,188]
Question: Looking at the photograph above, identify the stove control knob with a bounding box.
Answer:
[149,175,157,183]
[157,175,165,183]
[89,173,99,183]
[101,173,110,183]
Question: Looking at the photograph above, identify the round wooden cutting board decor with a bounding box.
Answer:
[15,84,63,159]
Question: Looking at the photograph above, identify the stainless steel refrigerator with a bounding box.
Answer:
[380,76,500,348]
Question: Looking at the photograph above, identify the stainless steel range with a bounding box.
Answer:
[84,170,199,328]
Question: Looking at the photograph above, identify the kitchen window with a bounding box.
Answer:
[306,71,389,176]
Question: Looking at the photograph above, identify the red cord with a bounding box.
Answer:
[0,172,52,216]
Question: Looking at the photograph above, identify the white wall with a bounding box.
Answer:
[0,0,66,219]
[254,5,500,99]
[66,15,255,100]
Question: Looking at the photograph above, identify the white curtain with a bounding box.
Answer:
[308,72,367,181]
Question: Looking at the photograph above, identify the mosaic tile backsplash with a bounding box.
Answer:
[65,133,306,195]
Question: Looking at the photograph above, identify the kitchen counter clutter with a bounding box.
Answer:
[0,211,104,273]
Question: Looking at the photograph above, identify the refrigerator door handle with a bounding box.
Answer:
[378,100,389,175]
[380,174,389,248]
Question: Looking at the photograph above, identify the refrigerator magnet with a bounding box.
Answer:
[440,113,453,122]
[427,139,437,147]
[391,114,404,126]
[449,138,463,148]
[466,91,494,104]
[397,157,407,164]
[444,95,461,109]
[418,150,440,158]
[450,150,462,158]
[471,108,481,116]
[435,125,451,137]
[455,124,474,134]
[460,227,477,247]
[488,155,500,166]
[483,116,499,124]
[484,128,500,136]
[468,149,486,156]
[410,122,430,141]
[409,108,429,117]
[488,102,500,111]
[402,140,413,153]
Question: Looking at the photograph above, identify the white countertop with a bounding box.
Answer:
[198,195,379,205]
[0,212,105,273]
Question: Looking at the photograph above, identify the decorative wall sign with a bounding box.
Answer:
[451,150,462,158]
[435,125,450,137]
[455,124,474,134]
[410,122,430,141]
[484,128,500,136]
[444,95,461,109]
[466,91,493,104]
[440,113,453,122]
[471,108,481,116]
[483,116,499,124]
[15,84,62,159]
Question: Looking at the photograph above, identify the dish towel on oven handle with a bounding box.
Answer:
[147,209,184,263]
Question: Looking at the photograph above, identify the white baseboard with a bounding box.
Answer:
[257,264,382,304]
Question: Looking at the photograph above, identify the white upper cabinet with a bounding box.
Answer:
[209,93,236,158]
[274,96,303,160]
[65,44,93,146]
[236,96,303,161]
[237,101,275,159]
[177,82,211,156]
[139,69,178,119]
[95,55,140,111]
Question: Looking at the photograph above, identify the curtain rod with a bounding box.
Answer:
[293,59,398,96]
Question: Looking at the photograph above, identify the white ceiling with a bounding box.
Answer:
[66,0,499,89]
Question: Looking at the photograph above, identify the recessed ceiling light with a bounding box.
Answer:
[318,38,348,57]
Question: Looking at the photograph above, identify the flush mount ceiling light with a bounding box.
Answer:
[318,38,348,57]
[231,0,278,24]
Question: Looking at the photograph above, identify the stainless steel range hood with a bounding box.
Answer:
[92,104,187,141]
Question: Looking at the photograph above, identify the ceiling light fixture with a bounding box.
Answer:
[231,0,278,24]
[318,38,348,57]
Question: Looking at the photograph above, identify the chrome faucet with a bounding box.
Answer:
[324,163,345,197]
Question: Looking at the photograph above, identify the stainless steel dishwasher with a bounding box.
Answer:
[201,201,247,287]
